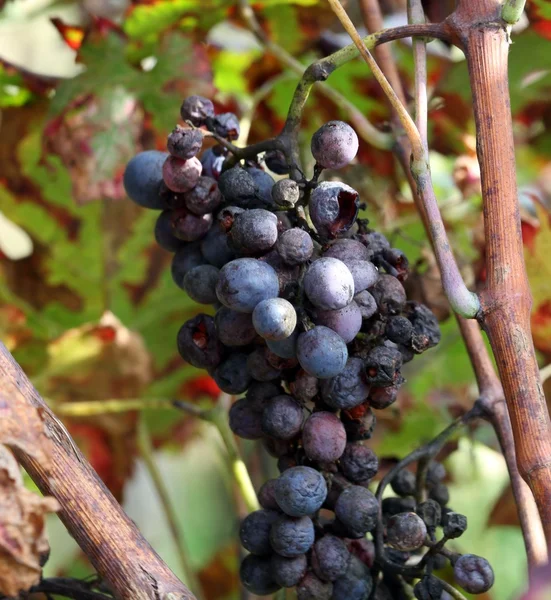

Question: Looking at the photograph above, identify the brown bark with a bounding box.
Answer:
[0,342,194,600]
[448,0,551,543]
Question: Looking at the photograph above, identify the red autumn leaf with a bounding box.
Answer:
[50,18,86,51]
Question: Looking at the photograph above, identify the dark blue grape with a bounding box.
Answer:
[265,149,290,175]
[177,314,223,369]
[183,264,219,304]
[346,260,379,293]
[309,182,359,239]
[365,345,403,387]
[302,412,346,462]
[324,239,370,263]
[200,226,235,268]
[229,398,264,440]
[297,573,333,600]
[314,302,362,344]
[266,328,299,359]
[246,347,281,382]
[171,243,206,288]
[216,258,279,313]
[123,150,167,209]
[370,274,407,314]
[212,112,240,140]
[339,443,378,483]
[261,395,303,440]
[180,95,214,126]
[311,534,350,582]
[230,209,278,254]
[218,167,256,204]
[170,208,212,242]
[275,466,327,517]
[258,479,280,511]
[214,306,256,347]
[239,554,280,596]
[321,357,370,410]
[272,179,300,208]
[183,176,222,215]
[297,326,348,379]
[335,486,378,537]
[155,211,184,252]
[246,167,275,208]
[289,369,319,403]
[304,258,354,310]
[253,298,297,341]
[269,515,315,557]
[332,555,373,600]
[239,509,280,555]
[200,147,225,180]
[276,228,313,265]
[271,553,307,588]
[213,352,251,394]
[453,554,494,594]
[311,121,359,169]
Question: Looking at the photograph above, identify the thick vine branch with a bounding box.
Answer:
[447,0,551,543]
[0,343,194,600]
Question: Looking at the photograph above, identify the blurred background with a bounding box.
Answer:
[1,0,551,598]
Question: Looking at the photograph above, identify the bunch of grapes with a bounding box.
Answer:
[124,96,494,600]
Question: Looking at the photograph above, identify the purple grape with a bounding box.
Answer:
[212,112,240,140]
[217,205,245,232]
[304,257,354,310]
[370,274,407,314]
[302,412,346,462]
[258,249,301,295]
[177,314,223,369]
[162,156,202,193]
[311,535,350,581]
[314,301,362,343]
[167,125,203,160]
[361,230,391,259]
[171,243,206,288]
[386,512,427,551]
[271,553,307,588]
[246,167,276,208]
[267,328,299,359]
[183,264,219,304]
[158,182,187,210]
[408,303,442,350]
[339,443,378,483]
[272,178,300,208]
[258,479,280,511]
[269,515,315,557]
[321,357,370,410]
[297,326,348,379]
[239,554,280,596]
[365,345,403,387]
[335,486,379,537]
[346,260,379,293]
[200,226,235,268]
[247,381,282,404]
[265,149,290,175]
[453,554,494,594]
[369,383,401,409]
[386,316,414,345]
[332,555,373,600]
[183,176,222,215]
[239,509,280,555]
[247,347,281,382]
[261,395,303,440]
[123,150,168,209]
[155,211,184,252]
[230,209,278,254]
[216,258,279,313]
[290,369,319,403]
[391,469,416,497]
[200,147,225,180]
[229,398,264,440]
[252,298,297,341]
[309,182,359,239]
[276,228,313,265]
[324,238,370,263]
[274,466,327,517]
[170,208,212,242]
[382,496,416,517]
[218,167,256,204]
[180,95,214,126]
[296,572,333,600]
[214,306,256,346]
[213,352,251,394]
[311,121,359,169]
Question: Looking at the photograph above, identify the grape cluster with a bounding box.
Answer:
[124,96,494,599]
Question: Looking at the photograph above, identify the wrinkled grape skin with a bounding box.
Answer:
[246,167,276,209]
[370,274,407,314]
[200,226,235,268]
[297,326,348,379]
[183,264,219,304]
[216,258,280,313]
[311,535,350,582]
[335,486,379,537]
[296,572,333,600]
[365,345,403,387]
[170,208,213,242]
[212,112,240,140]
[180,95,214,126]
[267,329,299,359]
[324,239,370,263]
[240,554,281,596]
[162,156,202,193]
[247,347,281,382]
[262,395,303,440]
[332,556,373,600]
[167,125,203,160]
[304,257,354,310]
[309,182,360,240]
[346,260,379,293]
[239,509,280,556]
[231,209,278,254]
[453,554,494,594]
[253,298,297,341]
[214,307,257,347]
[269,515,315,557]
[354,290,378,319]
[184,176,222,215]
[123,150,168,209]
[311,120,359,169]
[314,302,362,344]
[302,412,347,462]
[218,168,256,204]
[271,554,307,588]
[213,352,251,394]
[276,228,313,265]
[274,466,327,517]
[339,443,379,483]
[321,357,370,410]
[229,398,265,440]
[258,479,280,511]
[272,178,300,208]
[176,314,224,369]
